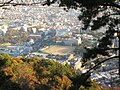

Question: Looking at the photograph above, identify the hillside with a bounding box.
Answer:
[0,54,102,90]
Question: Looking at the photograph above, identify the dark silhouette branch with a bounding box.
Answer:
[87,55,119,73]
[0,0,119,9]
[77,55,119,89]
[97,47,119,51]
[103,2,120,9]
[0,1,41,7]
[10,2,41,6]
[0,0,13,7]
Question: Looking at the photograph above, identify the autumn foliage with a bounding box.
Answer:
[0,54,102,90]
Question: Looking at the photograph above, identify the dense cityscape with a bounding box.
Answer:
[0,1,120,90]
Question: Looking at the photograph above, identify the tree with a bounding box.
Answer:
[0,54,102,90]
[41,0,120,88]
[0,0,120,89]
[43,0,120,65]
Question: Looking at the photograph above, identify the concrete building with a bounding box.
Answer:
[0,24,8,35]
[63,37,82,46]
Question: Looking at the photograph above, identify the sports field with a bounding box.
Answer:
[41,45,75,55]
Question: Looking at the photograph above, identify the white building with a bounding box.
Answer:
[74,60,82,70]
[28,39,34,45]
[112,37,119,55]
[55,29,70,37]
[0,24,8,34]
[112,37,119,48]
[63,37,82,46]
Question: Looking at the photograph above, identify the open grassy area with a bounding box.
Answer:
[41,45,75,55]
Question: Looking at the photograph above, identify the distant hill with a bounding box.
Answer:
[0,54,102,90]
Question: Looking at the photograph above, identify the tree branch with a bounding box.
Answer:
[103,2,120,9]
[0,0,13,7]
[0,1,41,7]
[87,55,119,73]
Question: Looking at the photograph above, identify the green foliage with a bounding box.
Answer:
[35,59,75,76]
[0,54,102,90]
[83,18,119,61]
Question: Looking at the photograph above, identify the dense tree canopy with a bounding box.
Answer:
[0,54,102,90]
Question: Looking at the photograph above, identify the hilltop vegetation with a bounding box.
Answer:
[0,54,102,90]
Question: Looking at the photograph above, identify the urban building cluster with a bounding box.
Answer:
[0,5,119,87]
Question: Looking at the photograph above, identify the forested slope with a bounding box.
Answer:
[0,54,102,90]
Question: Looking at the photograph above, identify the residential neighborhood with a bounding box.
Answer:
[0,4,119,88]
